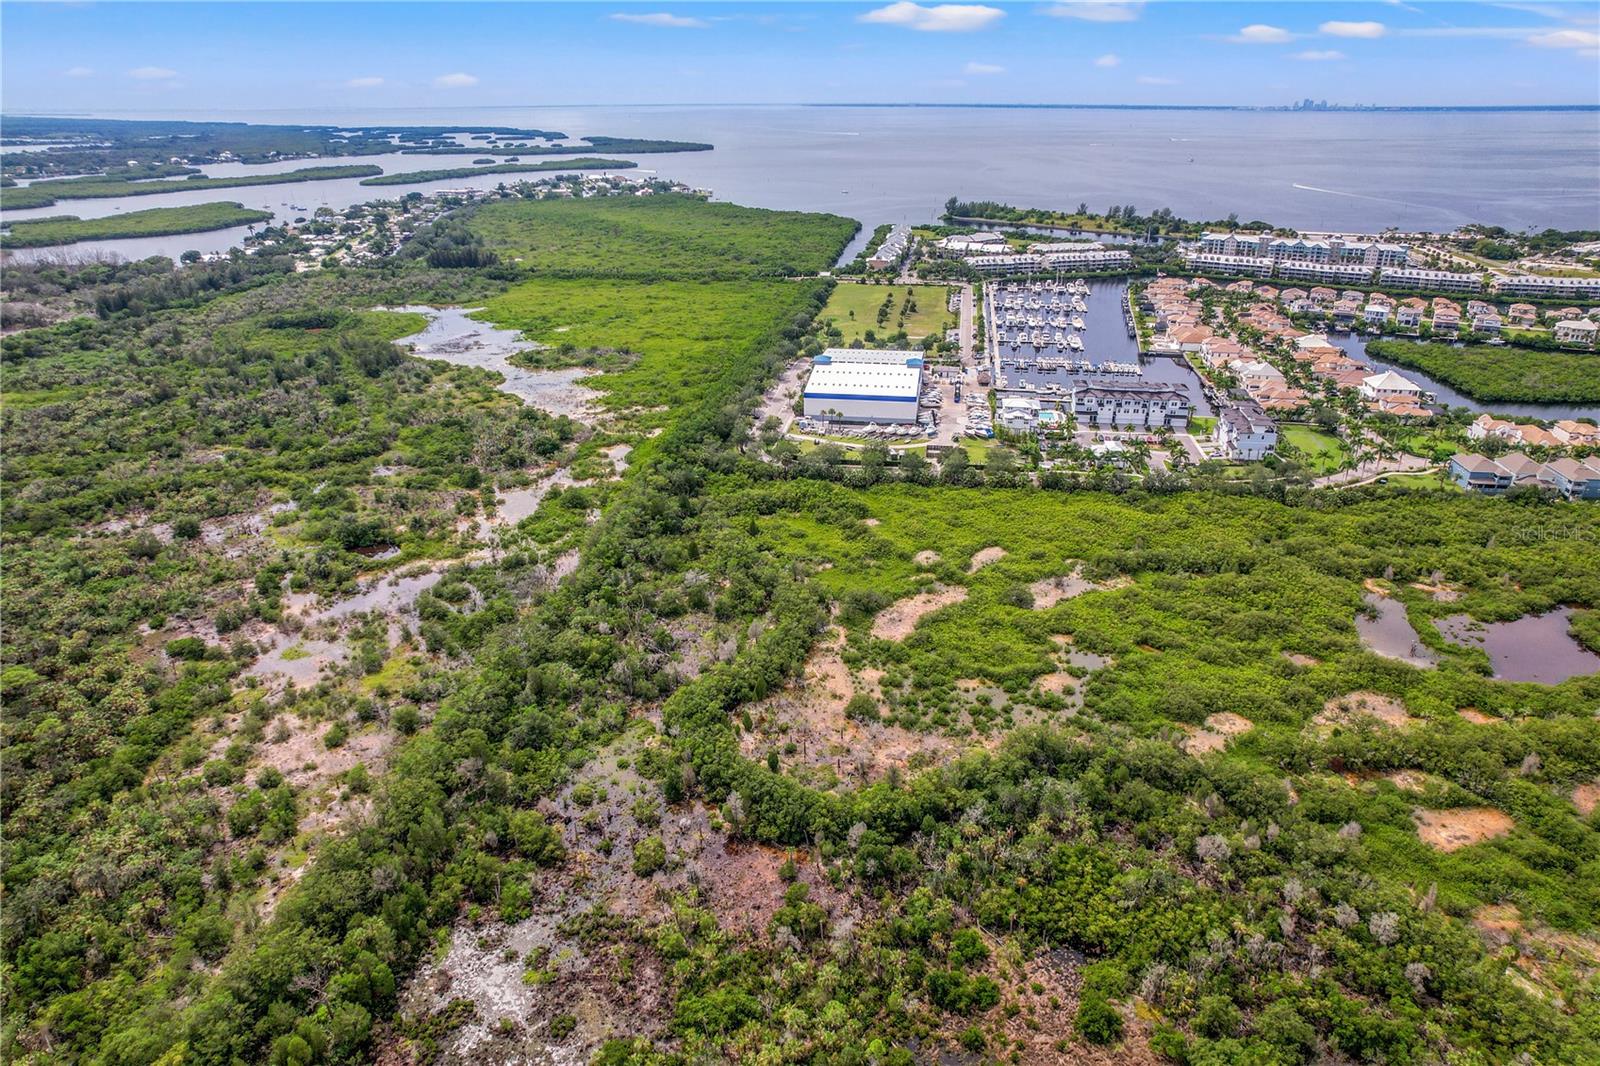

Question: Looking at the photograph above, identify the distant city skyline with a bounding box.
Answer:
[3,1,1599,113]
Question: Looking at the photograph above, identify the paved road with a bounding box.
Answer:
[959,283,975,361]
[1313,452,1433,487]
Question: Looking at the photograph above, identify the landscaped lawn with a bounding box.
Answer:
[1279,424,1350,474]
[822,282,955,345]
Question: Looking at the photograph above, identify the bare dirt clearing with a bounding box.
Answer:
[967,546,1007,573]
[1316,691,1416,731]
[1413,807,1514,851]
[871,585,968,641]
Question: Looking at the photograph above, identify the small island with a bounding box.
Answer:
[0,164,383,210]
[0,202,273,248]
[359,158,637,186]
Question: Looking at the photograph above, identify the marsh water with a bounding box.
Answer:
[6,105,1598,263]
[388,305,596,420]
[1435,608,1600,685]
[1356,592,1439,668]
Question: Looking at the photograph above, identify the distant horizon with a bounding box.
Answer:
[6,101,1599,120]
[4,2,1597,112]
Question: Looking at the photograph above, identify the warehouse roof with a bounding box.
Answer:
[804,364,922,398]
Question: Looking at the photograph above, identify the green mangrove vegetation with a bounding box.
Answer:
[0,165,383,210]
[1367,338,1600,404]
[2,191,1598,1066]
[0,202,273,247]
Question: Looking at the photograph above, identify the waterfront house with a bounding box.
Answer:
[1396,298,1426,328]
[1331,300,1360,328]
[1472,312,1504,334]
[1360,370,1424,403]
[1362,302,1392,327]
[1169,325,1214,351]
[1069,384,1192,429]
[1431,309,1461,335]
[1554,318,1599,348]
[1507,303,1538,327]
[1552,420,1600,446]
[1216,399,1278,460]
[1309,286,1338,306]
[998,395,1040,434]
[1468,414,1516,442]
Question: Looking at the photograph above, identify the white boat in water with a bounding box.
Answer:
[1071,315,1085,330]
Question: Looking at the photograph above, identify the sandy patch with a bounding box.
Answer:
[742,627,967,784]
[1383,769,1429,793]
[1206,712,1253,736]
[1050,633,1075,646]
[1317,691,1416,730]
[1029,567,1097,609]
[1458,708,1499,725]
[913,550,941,567]
[1035,672,1076,696]
[1282,652,1320,667]
[1413,807,1514,852]
[967,546,1007,573]
[1363,577,1391,597]
[1572,781,1600,818]
[862,517,881,527]
[1181,713,1254,756]
[1410,580,1463,603]
[870,585,968,641]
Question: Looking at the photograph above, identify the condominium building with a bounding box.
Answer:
[1378,267,1484,293]
[1494,275,1600,298]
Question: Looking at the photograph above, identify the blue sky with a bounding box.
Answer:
[3,2,1598,111]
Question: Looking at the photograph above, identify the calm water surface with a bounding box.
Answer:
[5,105,1598,263]
[1326,333,1600,421]
[1435,608,1600,685]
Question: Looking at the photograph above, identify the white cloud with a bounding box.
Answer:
[1292,50,1346,61]
[345,76,385,88]
[859,3,1005,32]
[609,12,709,28]
[129,66,178,80]
[1228,24,1294,44]
[1093,52,1121,67]
[1527,28,1600,49]
[62,66,94,78]
[1320,20,1387,38]
[964,61,1005,74]
[432,72,479,89]
[1044,2,1142,22]
[1137,74,1177,85]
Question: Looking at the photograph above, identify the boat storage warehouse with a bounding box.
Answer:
[803,364,923,424]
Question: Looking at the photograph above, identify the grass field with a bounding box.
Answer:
[1368,338,1600,404]
[468,193,858,279]
[0,202,272,247]
[1279,424,1350,474]
[822,282,955,345]
[478,276,830,439]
